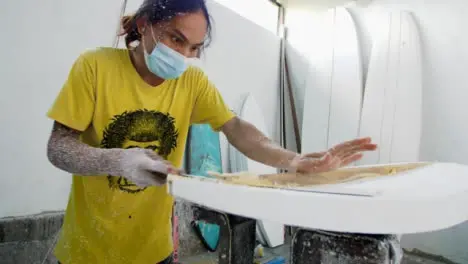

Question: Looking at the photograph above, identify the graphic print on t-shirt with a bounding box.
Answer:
[101,109,179,194]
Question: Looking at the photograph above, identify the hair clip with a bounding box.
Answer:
[129,40,141,49]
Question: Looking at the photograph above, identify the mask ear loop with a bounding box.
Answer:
[151,24,167,49]
[150,25,158,44]
[139,26,151,54]
[141,24,164,54]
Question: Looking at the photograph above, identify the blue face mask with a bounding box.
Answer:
[143,41,188,80]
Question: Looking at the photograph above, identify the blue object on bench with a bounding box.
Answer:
[186,124,223,252]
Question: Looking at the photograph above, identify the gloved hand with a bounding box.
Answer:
[108,148,182,187]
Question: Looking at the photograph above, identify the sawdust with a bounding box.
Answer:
[205,163,429,189]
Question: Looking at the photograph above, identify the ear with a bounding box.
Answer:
[135,16,148,35]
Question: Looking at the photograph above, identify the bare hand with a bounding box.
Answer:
[289,137,377,173]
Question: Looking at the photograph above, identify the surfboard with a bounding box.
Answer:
[301,7,363,155]
[185,124,223,252]
[187,124,224,177]
[169,162,468,235]
[228,93,285,248]
[358,11,422,165]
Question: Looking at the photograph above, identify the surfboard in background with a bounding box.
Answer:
[186,124,223,252]
[187,124,223,177]
[358,11,422,165]
[228,93,285,248]
[301,7,363,155]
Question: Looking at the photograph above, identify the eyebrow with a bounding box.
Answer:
[171,29,205,46]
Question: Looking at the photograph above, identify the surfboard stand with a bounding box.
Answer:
[291,229,402,264]
[191,205,256,264]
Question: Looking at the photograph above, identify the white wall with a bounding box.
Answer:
[0,0,280,218]
[0,0,123,218]
[285,0,468,263]
[209,0,279,34]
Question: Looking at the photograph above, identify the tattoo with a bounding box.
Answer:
[47,122,121,176]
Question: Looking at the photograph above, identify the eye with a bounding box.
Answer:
[171,36,183,44]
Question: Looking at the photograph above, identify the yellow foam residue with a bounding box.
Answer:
[205,163,429,189]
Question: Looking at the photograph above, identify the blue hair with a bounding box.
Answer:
[121,0,212,48]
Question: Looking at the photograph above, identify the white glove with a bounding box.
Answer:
[109,148,181,187]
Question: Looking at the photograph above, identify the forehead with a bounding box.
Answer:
[157,11,208,44]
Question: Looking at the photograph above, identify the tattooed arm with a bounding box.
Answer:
[222,117,377,174]
[46,121,121,176]
[221,117,300,170]
[47,121,179,186]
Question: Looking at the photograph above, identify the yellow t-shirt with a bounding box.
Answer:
[47,47,235,264]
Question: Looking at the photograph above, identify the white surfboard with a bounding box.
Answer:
[228,93,285,247]
[169,162,468,235]
[358,11,422,165]
[301,7,363,154]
